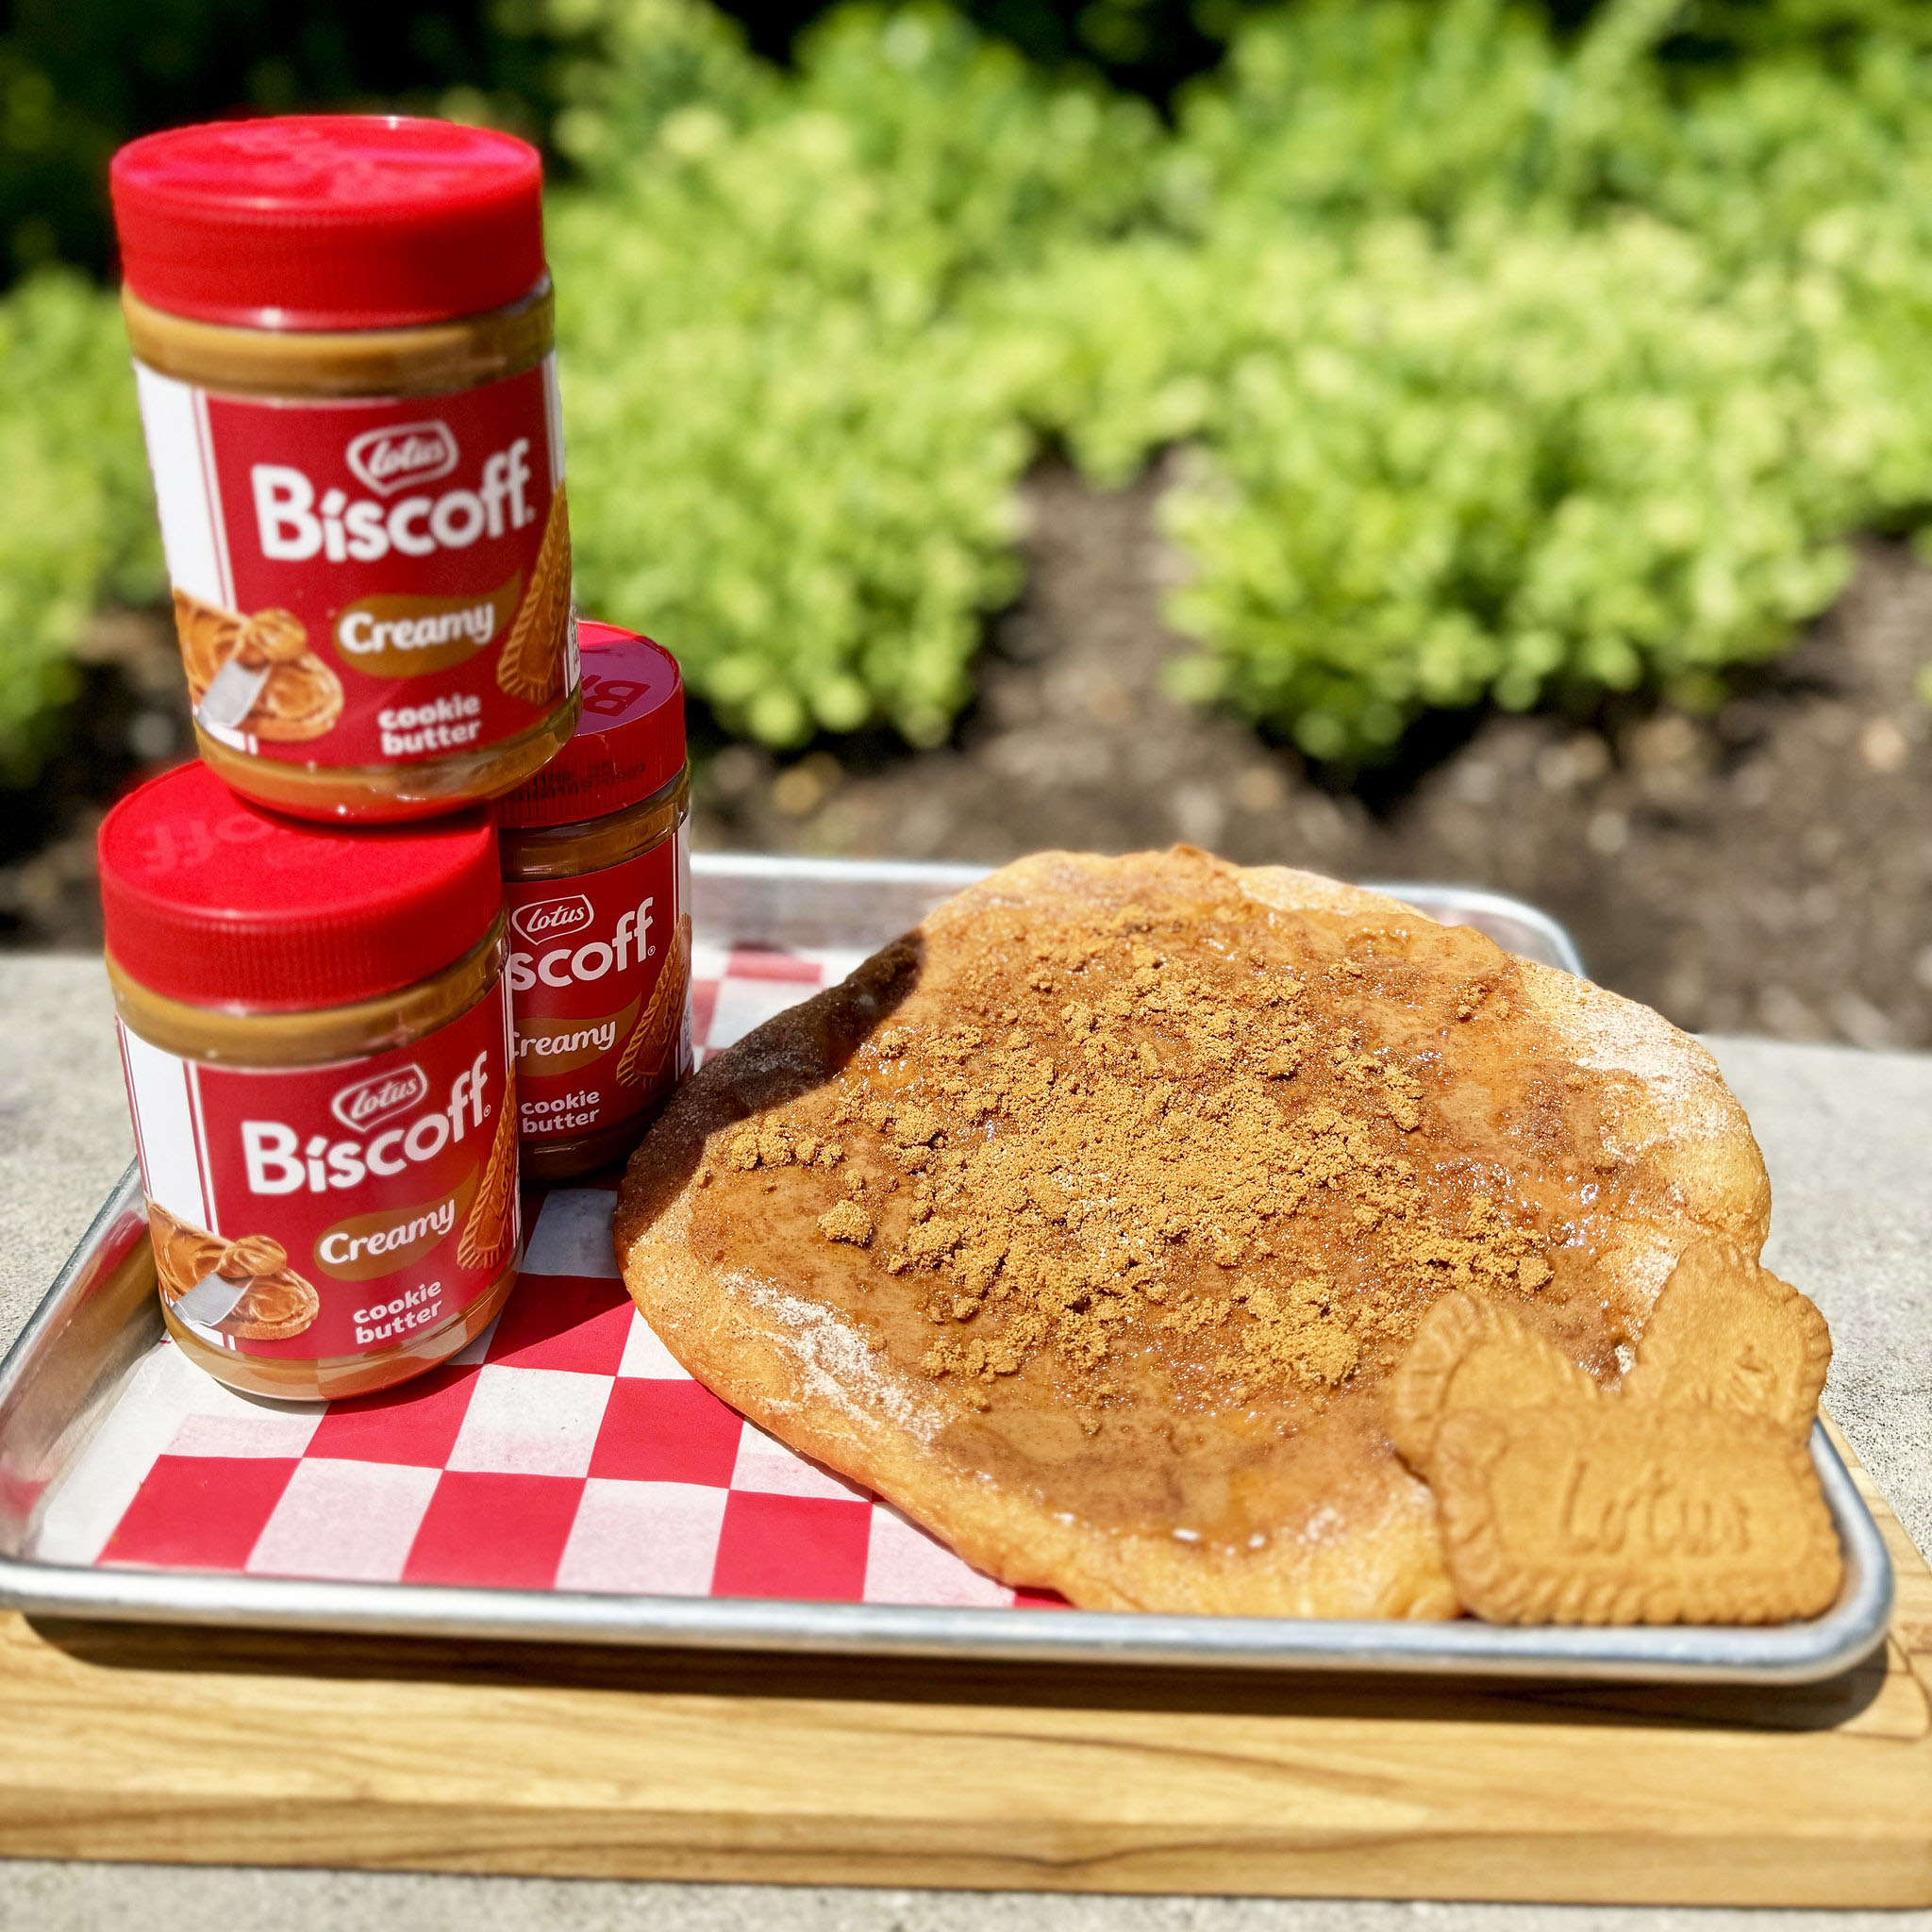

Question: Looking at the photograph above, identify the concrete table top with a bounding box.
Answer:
[0,953,1926,1932]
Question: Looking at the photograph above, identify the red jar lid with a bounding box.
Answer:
[99,760,502,1010]
[496,623,685,829]
[110,115,545,331]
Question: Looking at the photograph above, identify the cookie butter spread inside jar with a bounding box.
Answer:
[110,115,580,823]
[99,760,522,1401]
[499,622,691,1179]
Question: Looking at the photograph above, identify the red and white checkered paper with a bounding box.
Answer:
[33,942,1063,1610]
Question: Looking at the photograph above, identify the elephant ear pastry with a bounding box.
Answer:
[617,846,1774,1619]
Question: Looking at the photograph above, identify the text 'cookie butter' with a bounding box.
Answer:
[110,115,580,824]
[498,622,691,1179]
[99,760,522,1401]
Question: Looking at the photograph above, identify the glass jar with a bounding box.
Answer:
[498,622,691,1179]
[110,115,580,824]
[99,760,521,1400]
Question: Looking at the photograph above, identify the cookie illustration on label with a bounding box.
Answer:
[1390,1241,1840,1624]
[147,1200,321,1341]
[496,485,572,705]
[616,911,691,1091]
[137,356,575,776]
[458,1078,519,1271]
[174,589,345,741]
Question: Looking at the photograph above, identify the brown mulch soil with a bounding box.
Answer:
[9,461,1932,1049]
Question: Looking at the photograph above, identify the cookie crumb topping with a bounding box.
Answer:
[738,879,1561,1409]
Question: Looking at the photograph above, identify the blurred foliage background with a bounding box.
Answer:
[8,0,1932,778]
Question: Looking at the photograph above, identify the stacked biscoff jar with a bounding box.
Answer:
[98,117,691,1401]
[499,623,691,1179]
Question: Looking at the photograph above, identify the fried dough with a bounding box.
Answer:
[615,849,1771,1617]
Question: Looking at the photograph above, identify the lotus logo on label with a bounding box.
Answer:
[330,1064,431,1134]
[345,422,460,498]
[512,895,595,944]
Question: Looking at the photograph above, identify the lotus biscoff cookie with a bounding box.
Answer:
[1390,1245,1840,1624]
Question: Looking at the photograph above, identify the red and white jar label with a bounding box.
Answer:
[117,977,520,1359]
[507,825,691,1150]
[135,357,577,766]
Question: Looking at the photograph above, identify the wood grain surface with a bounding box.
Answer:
[0,1420,1926,1905]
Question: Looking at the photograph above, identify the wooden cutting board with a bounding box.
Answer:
[0,1420,1927,1906]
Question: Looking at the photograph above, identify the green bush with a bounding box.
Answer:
[551,0,1156,744]
[552,0,1932,761]
[0,271,159,780]
[15,0,1932,774]
[1165,218,1870,754]
[1008,0,1932,757]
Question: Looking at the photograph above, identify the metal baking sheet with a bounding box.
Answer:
[689,855,1590,975]
[0,857,1891,1682]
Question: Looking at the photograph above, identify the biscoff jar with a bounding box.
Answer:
[498,622,691,1178]
[110,115,580,824]
[99,760,522,1401]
